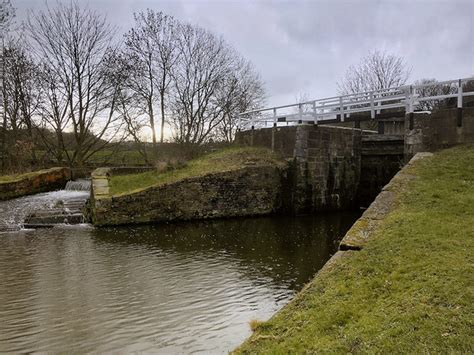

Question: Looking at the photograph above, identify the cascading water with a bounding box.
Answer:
[64,179,91,191]
[0,179,90,232]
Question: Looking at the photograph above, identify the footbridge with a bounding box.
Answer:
[236,77,474,213]
[237,77,474,132]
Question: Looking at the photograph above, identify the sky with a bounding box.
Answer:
[14,0,474,107]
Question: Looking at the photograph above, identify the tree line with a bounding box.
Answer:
[0,1,265,170]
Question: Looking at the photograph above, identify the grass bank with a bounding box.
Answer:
[108,147,285,196]
[236,145,474,353]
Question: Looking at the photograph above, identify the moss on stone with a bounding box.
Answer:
[0,167,71,201]
[235,145,474,354]
[108,147,286,196]
[0,168,64,184]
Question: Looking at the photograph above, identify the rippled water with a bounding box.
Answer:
[0,211,358,353]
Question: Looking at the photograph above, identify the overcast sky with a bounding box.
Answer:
[14,0,474,107]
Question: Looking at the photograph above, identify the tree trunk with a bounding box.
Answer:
[148,99,157,150]
[160,91,165,143]
[0,114,7,172]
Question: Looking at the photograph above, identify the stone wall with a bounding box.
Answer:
[340,152,433,250]
[236,125,363,213]
[235,126,298,158]
[292,125,362,213]
[358,135,405,207]
[405,107,474,157]
[91,164,288,226]
[0,167,71,201]
[377,117,405,135]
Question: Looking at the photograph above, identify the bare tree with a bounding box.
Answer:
[171,23,264,145]
[170,24,230,144]
[413,78,456,111]
[28,1,121,167]
[215,60,265,142]
[1,39,41,167]
[124,10,179,149]
[0,0,14,171]
[105,50,152,164]
[338,50,411,95]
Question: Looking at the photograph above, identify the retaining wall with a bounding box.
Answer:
[405,107,474,157]
[291,125,362,213]
[236,125,404,212]
[91,164,288,226]
[0,167,71,201]
[358,135,405,207]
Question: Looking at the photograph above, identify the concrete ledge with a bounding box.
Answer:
[0,167,71,201]
[340,152,433,249]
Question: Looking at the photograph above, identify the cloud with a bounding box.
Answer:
[14,0,474,106]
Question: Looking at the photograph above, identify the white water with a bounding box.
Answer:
[64,179,91,191]
[0,189,89,232]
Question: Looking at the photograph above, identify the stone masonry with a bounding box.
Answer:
[0,167,71,201]
[405,107,474,157]
[236,125,364,213]
[292,125,362,213]
[91,164,288,226]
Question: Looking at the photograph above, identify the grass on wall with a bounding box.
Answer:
[108,146,285,196]
[235,144,474,354]
[0,168,60,184]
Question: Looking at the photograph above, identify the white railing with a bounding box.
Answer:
[238,77,474,131]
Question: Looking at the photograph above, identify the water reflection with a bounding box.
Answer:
[0,213,358,353]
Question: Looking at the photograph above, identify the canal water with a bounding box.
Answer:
[0,192,358,353]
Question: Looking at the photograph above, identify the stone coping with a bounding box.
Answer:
[234,151,434,352]
[91,168,111,199]
[340,152,433,250]
[91,166,156,199]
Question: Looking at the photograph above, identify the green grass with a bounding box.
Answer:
[236,145,474,354]
[0,168,59,184]
[108,147,285,196]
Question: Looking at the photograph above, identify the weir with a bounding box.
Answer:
[0,179,90,232]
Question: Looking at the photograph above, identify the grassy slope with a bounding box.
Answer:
[108,147,285,196]
[236,145,474,354]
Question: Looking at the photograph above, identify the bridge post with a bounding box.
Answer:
[377,121,385,134]
[272,108,277,151]
[298,104,303,124]
[370,91,375,119]
[457,79,463,127]
[250,123,254,146]
[312,101,318,125]
[339,97,344,122]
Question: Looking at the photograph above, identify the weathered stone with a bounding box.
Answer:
[404,107,474,158]
[90,164,288,226]
[339,152,433,250]
[0,167,71,201]
[237,125,364,214]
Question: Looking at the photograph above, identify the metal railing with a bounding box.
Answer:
[238,77,474,131]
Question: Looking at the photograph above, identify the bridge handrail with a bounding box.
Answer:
[238,77,474,130]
